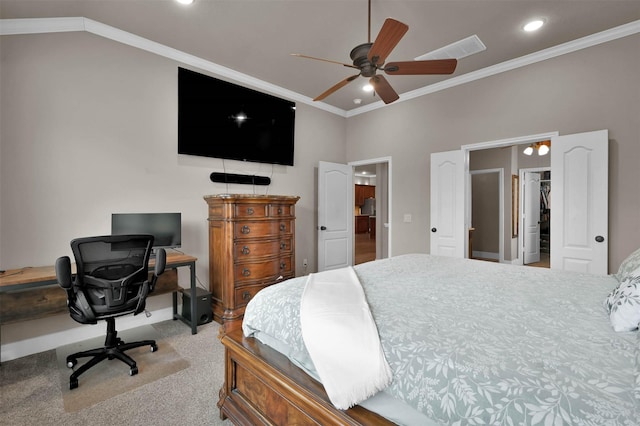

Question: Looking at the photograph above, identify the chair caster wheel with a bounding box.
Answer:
[130,366,138,376]
[70,378,78,390]
[150,344,158,352]
[67,359,77,369]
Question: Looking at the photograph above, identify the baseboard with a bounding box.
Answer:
[1,307,174,363]
[471,251,499,260]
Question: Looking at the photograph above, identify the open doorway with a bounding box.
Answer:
[351,158,391,265]
[454,129,607,273]
[465,132,555,268]
[520,168,551,268]
[317,158,391,272]
[469,169,504,262]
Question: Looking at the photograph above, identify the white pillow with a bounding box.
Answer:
[604,274,640,332]
[615,247,640,282]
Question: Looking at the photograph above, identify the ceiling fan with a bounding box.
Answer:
[292,0,458,105]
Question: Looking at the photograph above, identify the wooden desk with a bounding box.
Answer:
[0,252,199,359]
[159,253,200,335]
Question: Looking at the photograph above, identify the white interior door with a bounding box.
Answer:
[430,150,465,257]
[318,161,353,271]
[523,172,541,264]
[551,129,608,274]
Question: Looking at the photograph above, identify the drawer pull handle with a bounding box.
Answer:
[280,262,286,270]
[280,223,286,232]
[241,225,251,234]
[242,291,251,300]
[277,207,283,214]
[242,246,250,255]
[280,242,286,250]
[242,268,251,277]
[247,207,254,215]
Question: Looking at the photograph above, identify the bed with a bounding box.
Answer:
[218,252,640,425]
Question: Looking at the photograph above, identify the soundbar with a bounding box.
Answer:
[210,172,271,186]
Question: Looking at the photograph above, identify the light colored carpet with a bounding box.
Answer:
[56,325,190,412]
[0,320,231,426]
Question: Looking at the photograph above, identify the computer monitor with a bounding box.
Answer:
[111,213,181,250]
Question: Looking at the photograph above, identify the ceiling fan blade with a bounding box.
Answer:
[314,74,360,101]
[291,54,359,69]
[370,75,399,104]
[384,59,458,75]
[367,18,409,66]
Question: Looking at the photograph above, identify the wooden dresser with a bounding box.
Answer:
[204,194,299,332]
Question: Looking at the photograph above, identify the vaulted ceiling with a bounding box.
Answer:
[2,0,639,115]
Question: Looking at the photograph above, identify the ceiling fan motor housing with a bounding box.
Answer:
[350,43,377,77]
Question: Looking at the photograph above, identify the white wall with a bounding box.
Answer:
[0,31,346,361]
[346,34,640,265]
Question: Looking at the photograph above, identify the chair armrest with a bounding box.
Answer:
[154,249,166,276]
[55,256,73,289]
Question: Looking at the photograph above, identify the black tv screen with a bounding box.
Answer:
[111,213,182,249]
[178,67,296,166]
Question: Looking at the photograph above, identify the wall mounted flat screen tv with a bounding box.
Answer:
[111,213,182,250]
[178,67,296,166]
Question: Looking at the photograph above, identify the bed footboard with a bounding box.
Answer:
[218,329,394,425]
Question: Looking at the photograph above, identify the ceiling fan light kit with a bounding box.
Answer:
[294,0,458,105]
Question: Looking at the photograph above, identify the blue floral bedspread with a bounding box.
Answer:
[243,254,640,425]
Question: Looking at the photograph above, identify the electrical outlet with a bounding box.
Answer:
[403,214,412,223]
[303,258,308,268]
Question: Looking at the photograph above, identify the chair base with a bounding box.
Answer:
[66,317,157,389]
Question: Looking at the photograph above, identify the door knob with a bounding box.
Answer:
[431,228,437,233]
[595,235,605,243]
[319,226,327,231]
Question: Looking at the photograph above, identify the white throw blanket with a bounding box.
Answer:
[300,266,392,410]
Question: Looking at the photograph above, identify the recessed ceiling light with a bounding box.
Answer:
[362,84,374,92]
[523,19,545,32]
[176,0,194,5]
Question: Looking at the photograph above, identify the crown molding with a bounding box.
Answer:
[0,17,347,117]
[2,17,639,119]
[346,19,640,117]
[0,17,85,34]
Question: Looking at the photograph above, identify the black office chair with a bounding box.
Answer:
[55,234,166,389]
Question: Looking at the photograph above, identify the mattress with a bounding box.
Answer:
[242,254,639,425]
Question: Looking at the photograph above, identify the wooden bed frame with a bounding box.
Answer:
[218,328,395,425]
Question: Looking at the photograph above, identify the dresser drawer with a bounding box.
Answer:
[234,239,292,259]
[234,257,293,283]
[269,204,294,217]
[234,274,293,308]
[234,220,293,239]
[234,203,268,218]
[278,257,293,275]
[234,284,265,308]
